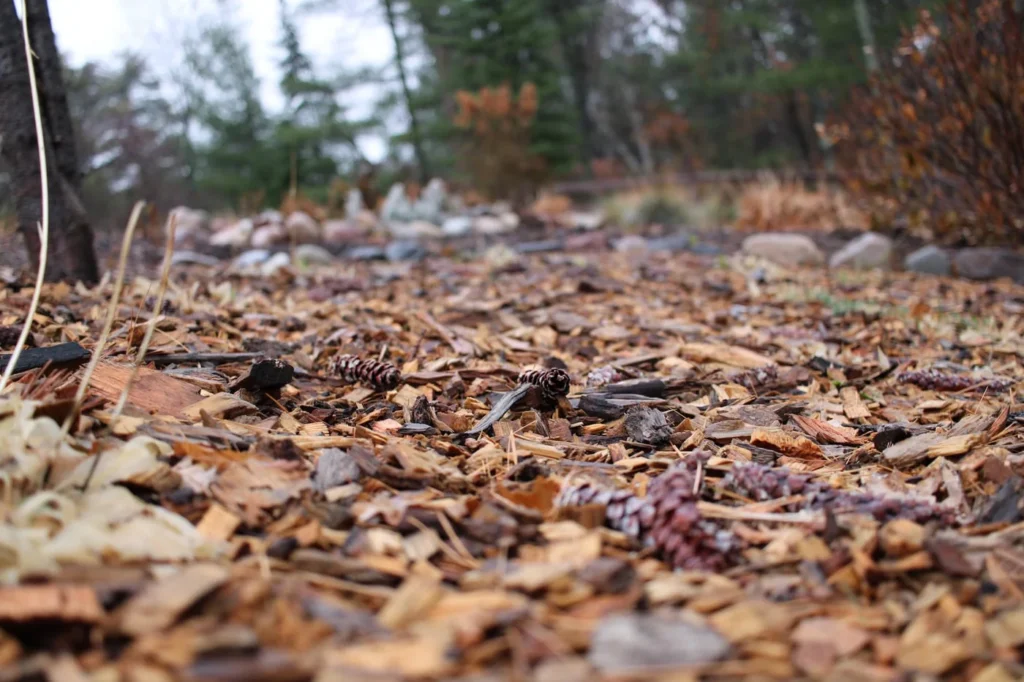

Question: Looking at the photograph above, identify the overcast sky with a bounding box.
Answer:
[47,0,395,160]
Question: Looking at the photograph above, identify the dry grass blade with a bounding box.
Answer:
[0,0,51,394]
[110,213,176,419]
[61,200,145,437]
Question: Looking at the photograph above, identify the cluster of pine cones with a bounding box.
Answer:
[329,354,402,391]
[557,453,740,571]
[517,367,571,401]
[723,461,959,525]
[557,454,959,571]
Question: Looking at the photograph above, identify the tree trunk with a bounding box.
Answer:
[0,0,99,284]
[853,0,879,74]
[546,0,601,172]
[382,0,430,184]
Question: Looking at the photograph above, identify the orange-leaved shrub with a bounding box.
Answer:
[830,0,1024,246]
[453,82,545,203]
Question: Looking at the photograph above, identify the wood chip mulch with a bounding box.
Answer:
[0,247,1023,681]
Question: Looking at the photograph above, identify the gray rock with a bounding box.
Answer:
[167,206,209,246]
[312,448,362,491]
[344,188,364,219]
[905,245,951,276]
[614,235,649,253]
[294,244,334,266]
[232,249,271,269]
[259,251,292,276]
[210,218,254,248]
[569,210,605,231]
[346,245,387,261]
[647,232,696,253]
[441,215,473,237]
[829,232,894,270]
[741,233,824,267]
[953,247,1024,283]
[284,211,320,243]
[474,215,514,235]
[171,251,220,267]
[588,613,731,673]
[385,240,427,262]
[251,223,287,248]
[515,239,564,254]
[380,183,413,223]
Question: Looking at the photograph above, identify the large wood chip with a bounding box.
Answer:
[118,564,230,636]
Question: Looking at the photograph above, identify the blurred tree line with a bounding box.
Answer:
[2,0,943,229]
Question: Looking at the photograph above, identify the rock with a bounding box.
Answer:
[416,178,447,222]
[515,239,564,254]
[474,215,514,235]
[953,247,1024,283]
[322,219,367,244]
[344,189,363,219]
[387,220,442,239]
[284,211,320,243]
[905,245,951,276]
[260,251,292,277]
[210,218,254,248]
[483,243,521,271]
[385,240,427,262]
[232,249,271,269]
[254,209,283,227]
[312,448,363,492]
[829,232,894,270]
[167,206,209,246]
[566,210,605,231]
[441,216,473,237]
[499,212,520,231]
[565,232,609,251]
[741,233,824,267]
[346,245,387,261]
[170,251,220,267]
[588,613,731,673]
[614,235,648,253]
[294,244,334,266]
[251,224,288,248]
[647,232,696,253]
[380,183,413,223]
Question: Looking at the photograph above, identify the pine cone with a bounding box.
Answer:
[586,365,622,389]
[723,461,957,525]
[0,325,33,349]
[898,368,1013,393]
[329,354,401,391]
[517,367,571,401]
[557,453,741,571]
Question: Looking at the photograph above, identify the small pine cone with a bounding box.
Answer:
[556,482,655,539]
[586,365,622,389]
[730,365,779,390]
[723,461,823,502]
[645,458,741,571]
[329,354,401,391]
[517,367,571,401]
[898,369,1013,394]
[0,325,33,349]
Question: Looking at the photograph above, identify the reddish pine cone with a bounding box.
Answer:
[557,454,740,571]
[329,354,401,391]
[517,367,571,401]
[723,461,958,525]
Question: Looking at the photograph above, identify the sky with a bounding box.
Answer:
[47,0,395,160]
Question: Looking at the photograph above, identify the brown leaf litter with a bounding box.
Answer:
[0,248,1022,680]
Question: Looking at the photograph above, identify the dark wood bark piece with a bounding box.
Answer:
[228,358,295,392]
[0,341,87,374]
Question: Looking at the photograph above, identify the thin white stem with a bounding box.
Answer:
[61,201,145,437]
[0,1,51,393]
[111,214,176,418]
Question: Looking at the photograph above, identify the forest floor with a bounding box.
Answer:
[0,244,1023,681]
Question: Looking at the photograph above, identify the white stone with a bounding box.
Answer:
[260,251,293,276]
[741,233,825,268]
[441,216,473,237]
[614,235,648,253]
[251,224,288,248]
[284,211,321,243]
[474,215,514,235]
[294,244,334,266]
[569,210,605,231]
[209,218,254,247]
[232,249,271,269]
[166,206,209,246]
[829,232,893,270]
[344,188,364,219]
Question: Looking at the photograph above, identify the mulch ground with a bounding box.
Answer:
[0,244,1022,681]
